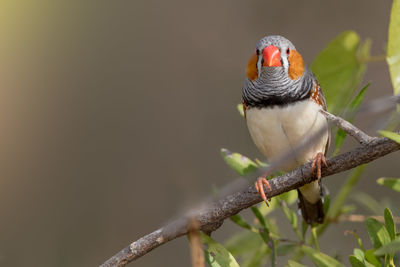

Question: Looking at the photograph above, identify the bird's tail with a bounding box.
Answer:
[297,188,325,225]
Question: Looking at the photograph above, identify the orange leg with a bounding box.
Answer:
[311,152,328,185]
[255,176,272,206]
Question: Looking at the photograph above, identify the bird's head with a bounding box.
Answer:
[246,35,305,81]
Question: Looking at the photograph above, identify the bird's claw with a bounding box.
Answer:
[311,152,328,185]
[255,176,272,206]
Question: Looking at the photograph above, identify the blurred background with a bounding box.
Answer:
[0,0,399,266]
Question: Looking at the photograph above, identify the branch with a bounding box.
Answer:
[339,214,400,224]
[101,136,400,267]
[319,109,377,145]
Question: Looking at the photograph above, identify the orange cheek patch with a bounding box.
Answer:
[288,50,305,80]
[246,52,258,80]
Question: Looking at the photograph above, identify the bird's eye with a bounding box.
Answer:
[286,48,290,54]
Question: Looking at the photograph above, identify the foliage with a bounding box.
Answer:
[202,233,240,267]
[310,31,370,114]
[220,148,258,176]
[196,3,400,266]
[333,84,369,155]
[387,0,400,97]
[379,130,400,144]
[377,177,400,193]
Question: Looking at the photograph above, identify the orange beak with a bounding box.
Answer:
[262,45,282,67]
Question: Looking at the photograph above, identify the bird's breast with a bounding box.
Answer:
[246,100,329,171]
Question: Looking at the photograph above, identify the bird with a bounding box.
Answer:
[242,35,330,224]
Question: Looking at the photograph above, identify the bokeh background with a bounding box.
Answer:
[0,1,399,266]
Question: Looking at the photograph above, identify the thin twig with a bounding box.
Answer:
[101,136,400,267]
[339,214,400,224]
[319,109,377,145]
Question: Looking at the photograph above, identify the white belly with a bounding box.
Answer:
[246,100,329,172]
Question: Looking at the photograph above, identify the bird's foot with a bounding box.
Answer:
[255,176,272,206]
[311,152,328,185]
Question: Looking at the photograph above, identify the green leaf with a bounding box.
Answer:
[387,0,400,96]
[323,193,331,215]
[221,148,257,176]
[287,260,308,267]
[334,83,370,154]
[256,199,279,216]
[237,103,245,117]
[258,227,270,245]
[301,245,345,267]
[384,208,396,241]
[311,31,370,114]
[378,130,400,144]
[270,239,277,267]
[277,243,298,256]
[350,252,376,267]
[201,233,240,267]
[257,211,280,236]
[366,218,391,249]
[250,206,266,228]
[250,206,273,245]
[349,255,365,267]
[255,158,268,167]
[353,248,365,262]
[225,230,263,256]
[349,83,370,110]
[334,128,347,156]
[280,202,298,234]
[230,214,253,231]
[277,193,301,239]
[374,238,400,256]
[311,226,320,251]
[364,249,381,267]
[242,244,268,267]
[377,177,400,192]
[278,190,298,205]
